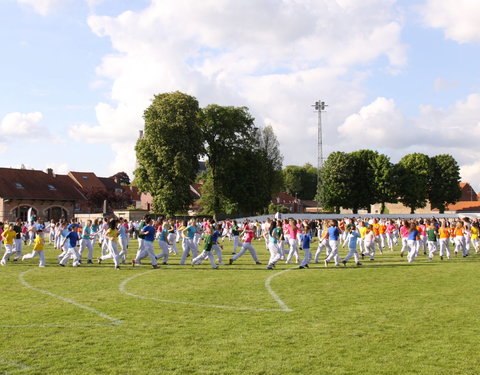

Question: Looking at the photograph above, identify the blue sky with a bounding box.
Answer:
[1,0,480,189]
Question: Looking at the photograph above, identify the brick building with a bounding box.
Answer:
[0,168,85,222]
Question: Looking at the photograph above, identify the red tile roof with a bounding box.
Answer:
[68,172,106,191]
[98,177,123,192]
[272,192,298,204]
[0,168,85,201]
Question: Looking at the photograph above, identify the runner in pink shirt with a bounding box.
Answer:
[399,220,410,257]
[286,219,299,264]
[385,221,396,251]
[418,220,427,255]
[229,224,261,265]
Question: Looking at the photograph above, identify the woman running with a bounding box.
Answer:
[266,221,282,270]
[229,224,261,265]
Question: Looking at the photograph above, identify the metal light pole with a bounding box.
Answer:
[312,100,327,212]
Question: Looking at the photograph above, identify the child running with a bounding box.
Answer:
[299,226,313,269]
[59,224,81,267]
[229,224,261,265]
[342,225,362,267]
[191,227,218,269]
[1,224,17,266]
[22,229,46,267]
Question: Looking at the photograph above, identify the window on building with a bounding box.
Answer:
[15,182,24,189]
[47,184,56,191]
[82,175,88,179]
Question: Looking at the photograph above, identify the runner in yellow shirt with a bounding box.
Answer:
[98,219,121,269]
[471,222,479,253]
[359,221,368,257]
[22,229,46,267]
[1,225,17,266]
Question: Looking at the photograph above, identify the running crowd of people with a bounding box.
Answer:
[0,215,478,270]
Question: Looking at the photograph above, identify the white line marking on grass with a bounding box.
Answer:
[0,270,123,328]
[0,358,29,373]
[265,268,293,312]
[119,269,293,312]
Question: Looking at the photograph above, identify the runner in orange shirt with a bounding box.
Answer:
[438,220,451,260]
[454,221,466,257]
[372,218,383,255]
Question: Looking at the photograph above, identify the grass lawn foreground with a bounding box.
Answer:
[0,238,479,374]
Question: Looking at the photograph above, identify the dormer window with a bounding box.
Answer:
[47,184,56,191]
[82,175,88,179]
[15,182,24,189]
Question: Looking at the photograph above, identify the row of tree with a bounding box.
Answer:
[134,92,462,216]
[318,150,461,213]
[134,91,283,216]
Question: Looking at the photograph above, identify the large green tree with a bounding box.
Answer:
[134,91,203,215]
[198,104,257,215]
[371,153,397,213]
[257,125,284,195]
[397,153,432,213]
[222,146,274,215]
[318,152,356,213]
[429,154,461,213]
[349,149,378,213]
[282,164,317,200]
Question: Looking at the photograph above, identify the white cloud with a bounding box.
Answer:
[338,97,416,148]
[420,0,480,43]
[16,0,66,16]
[0,112,50,139]
[337,93,480,189]
[79,0,406,174]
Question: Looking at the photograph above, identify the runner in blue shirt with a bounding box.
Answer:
[156,220,171,265]
[342,226,362,267]
[180,220,199,264]
[325,220,341,266]
[407,223,420,263]
[59,224,81,267]
[299,227,314,269]
[117,218,129,264]
[211,222,224,265]
[132,218,159,268]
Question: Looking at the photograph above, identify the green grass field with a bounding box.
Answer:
[1,238,479,375]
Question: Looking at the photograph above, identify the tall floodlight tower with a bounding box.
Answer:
[312,100,327,210]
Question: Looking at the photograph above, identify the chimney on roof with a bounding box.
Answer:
[46,168,55,177]
[139,130,144,139]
